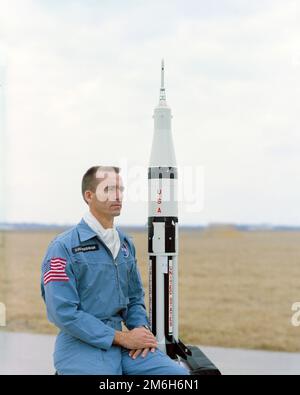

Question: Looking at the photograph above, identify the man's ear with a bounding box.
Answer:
[84,190,93,204]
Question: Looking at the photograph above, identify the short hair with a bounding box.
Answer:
[81,166,120,204]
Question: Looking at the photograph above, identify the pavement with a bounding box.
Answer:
[0,331,299,375]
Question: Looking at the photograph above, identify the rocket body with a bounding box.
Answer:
[146,61,221,375]
[148,60,179,356]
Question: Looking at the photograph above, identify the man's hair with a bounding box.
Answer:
[81,166,120,204]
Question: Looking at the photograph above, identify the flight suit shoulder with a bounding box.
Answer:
[53,226,76,243]
[47,226,79,260]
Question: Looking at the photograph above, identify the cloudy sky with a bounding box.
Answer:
[0,0,299,226]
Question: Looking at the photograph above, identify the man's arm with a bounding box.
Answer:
[41,240,115,350]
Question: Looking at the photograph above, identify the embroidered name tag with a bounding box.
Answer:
[72,244,99,254]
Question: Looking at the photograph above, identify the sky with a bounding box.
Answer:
[0,0,299,226]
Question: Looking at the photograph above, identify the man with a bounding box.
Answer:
[41,166,190,375]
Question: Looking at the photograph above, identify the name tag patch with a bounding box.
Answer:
[72,244,99,254]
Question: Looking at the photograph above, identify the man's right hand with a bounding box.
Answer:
[113,327,158,350]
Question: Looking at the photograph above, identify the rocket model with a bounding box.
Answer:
[148,59,185,358]
[148,60,221,375]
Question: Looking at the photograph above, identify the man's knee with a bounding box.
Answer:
[122,348,190,375]
[156,351,191,375]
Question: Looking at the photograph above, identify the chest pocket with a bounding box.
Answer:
[71,239,135,301]
[71,243,112,290]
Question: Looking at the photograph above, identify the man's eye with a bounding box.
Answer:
[105,186,125,192]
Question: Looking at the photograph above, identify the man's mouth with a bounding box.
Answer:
[111,204,122,208]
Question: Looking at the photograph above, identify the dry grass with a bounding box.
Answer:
[0,228,300,351]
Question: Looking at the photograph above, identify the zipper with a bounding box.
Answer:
[96,236,118,265]
[96,237,121,301]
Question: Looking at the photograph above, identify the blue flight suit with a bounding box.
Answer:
[41,218,190,375]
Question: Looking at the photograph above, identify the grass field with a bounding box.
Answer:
[0,227,299,352]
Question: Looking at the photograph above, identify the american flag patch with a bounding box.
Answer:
[43,257,69,285]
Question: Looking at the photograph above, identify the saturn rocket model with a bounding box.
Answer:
[147,60,221,374]
[148,59,190,360]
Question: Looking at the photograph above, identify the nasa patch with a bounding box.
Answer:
[121,242,130,258]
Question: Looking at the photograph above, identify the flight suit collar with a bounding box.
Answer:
[77,218,127,246]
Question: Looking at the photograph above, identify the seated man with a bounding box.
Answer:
[41,165,190,375]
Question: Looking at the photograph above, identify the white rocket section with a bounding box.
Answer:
[156,256,167,350]
[149,59,176,168]
[172,221,179,343]
[148,178,178,217]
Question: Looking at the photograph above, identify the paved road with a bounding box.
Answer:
[0,332,299,375]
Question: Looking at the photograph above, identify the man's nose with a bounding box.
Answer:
[115,188,123,201]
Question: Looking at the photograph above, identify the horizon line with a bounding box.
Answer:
[0,221,300,229]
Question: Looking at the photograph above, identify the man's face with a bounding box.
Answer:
[89,170,124,218]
